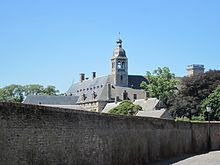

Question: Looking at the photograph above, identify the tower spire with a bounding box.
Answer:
[116,32,122,48]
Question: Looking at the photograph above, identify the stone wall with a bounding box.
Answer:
[0,102,220,165]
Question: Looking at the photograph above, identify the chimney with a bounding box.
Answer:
[115,96,119,104]
[107,83,111,100]
[92,72,96,79]
[122,90,128,100]
[145,91,149,100]
[80,73,85,82]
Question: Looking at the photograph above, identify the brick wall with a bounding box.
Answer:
[0,102,219,165]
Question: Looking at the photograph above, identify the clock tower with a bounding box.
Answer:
[111,38,128,87]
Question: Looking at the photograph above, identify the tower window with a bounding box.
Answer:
[122,62,125,68]
[117,61,122,69]
[121,75,123,80]
[133,94,137,100]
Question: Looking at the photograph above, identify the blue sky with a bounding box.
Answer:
[0,0,220,92]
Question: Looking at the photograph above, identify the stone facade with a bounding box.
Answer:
[187,64,205,77]
[1,102,220,165]
[111,39,128,87]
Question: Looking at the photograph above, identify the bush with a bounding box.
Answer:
[109,100,142,116]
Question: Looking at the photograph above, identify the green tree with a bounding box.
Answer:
[109,100,142,116]
[43,85,59,95]
[24,84,44,96]
[0,88,9,101]
[200,85,220,121]
[140,67,178,103]
[0,84,60,103]
[0,84,24,102]
[168,70,220,119]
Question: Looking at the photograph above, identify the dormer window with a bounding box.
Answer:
[92,91,97,99]
[81,93,86,101]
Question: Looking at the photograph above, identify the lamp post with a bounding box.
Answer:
[206,106,212,151]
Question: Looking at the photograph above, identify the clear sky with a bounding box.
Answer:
[0,0,220,92]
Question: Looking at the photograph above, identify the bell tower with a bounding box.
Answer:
[111,38,128,87]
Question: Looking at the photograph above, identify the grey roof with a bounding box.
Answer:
[136,109,167,118]
[103,98,161,114]
[128,75,148,89]
[102,102,120,113]
[102,99,172,119]
[67,75,110,103]
[136,108,173,119]
[134,98,159,111]
[134,98,166,111]
[66,74,148,103]
[112,39,127,58]
[23,95,79,105]
[42,104,86,111]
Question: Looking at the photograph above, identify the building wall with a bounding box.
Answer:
[80,101,108,112]
[187,65,205,77]
[0,102,220,165]
[79,102,99,112]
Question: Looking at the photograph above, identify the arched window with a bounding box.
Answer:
[121,75,123,81]
[122,62,125,68]
[117,61,122,69]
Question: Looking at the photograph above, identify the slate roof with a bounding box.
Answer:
[23,95,79,105]
[23,74,148,106]
[102,102,120,113]
[67,75,110,103]
[42,104,86,111]
[136,109,167,118]
[102,98,172,119]
[128,75,148,89]
[66,74,148,103]
[112,39,127,58]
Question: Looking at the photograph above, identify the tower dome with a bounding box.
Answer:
[112,39,126,58]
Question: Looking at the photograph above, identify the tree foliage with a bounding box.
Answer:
[24,84,44,96]
[200,85,220,121]
[43,85,60,95]
[0,84,60,103]
[109,100,142,116]
[140,67,178,103]
[168,70,220,119]
[0,84,24,102]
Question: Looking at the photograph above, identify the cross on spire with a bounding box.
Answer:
[116,32,122,47]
